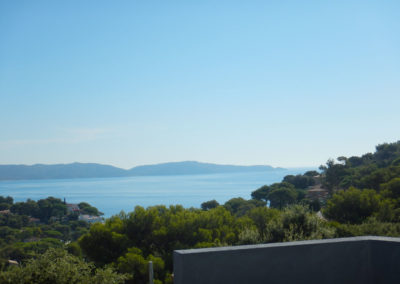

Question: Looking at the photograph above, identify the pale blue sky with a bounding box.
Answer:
[0,0,399,169]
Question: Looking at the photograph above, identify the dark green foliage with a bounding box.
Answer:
[319,141,400,191]
[0,248,127,284]
[224,197,257,216]
[79,205,245,282]
[251,171,315,211]
[318,141,400,226]
[0,196,13,205]
[251,182,298,209]
[224,198,266,216]
[246,207,280,240]
[10,200,39,217]
[319,159,348,191]
[283,174,315,189]
[381,178,400,200]
[334,218,400,238]
[79,202,102,216]
[2,140,400,283]
[307,199,322,212]
[0,196,92,267]
[0,213,30,229]
[37,197,66,221]
[251,185,270,201]
[323,188,382,224]
[392,157,400,167]
[374,142,400,167]
[77,203,336,283]
[265,205,335,242]
[268,184,297,209]
[79,223,129,266]
[0,203,10,210]
[304,171,319,177]
[66,242,82,257]
[117,247,164,284]
[201,200,219,210]
[9,197,67,222]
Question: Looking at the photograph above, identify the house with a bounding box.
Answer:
[66,203,80,213]
[29,217,40,224]
[305,184,329,201]
[78,214,103,223]
[8,260,19,266]
[23,237,41,243]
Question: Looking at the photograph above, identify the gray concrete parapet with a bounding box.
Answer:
[174,236,400,284]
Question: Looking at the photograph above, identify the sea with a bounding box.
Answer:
[0,168,314,217]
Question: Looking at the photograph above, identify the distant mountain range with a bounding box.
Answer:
[0,161,285,181]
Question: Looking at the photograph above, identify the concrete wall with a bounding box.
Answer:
[174,236,400,284]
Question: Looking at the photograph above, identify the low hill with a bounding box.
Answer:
[0,163,127,180]
[0,161,283,181]
[128,161,282,176]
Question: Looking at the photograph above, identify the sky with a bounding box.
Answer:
[0,0,399,169]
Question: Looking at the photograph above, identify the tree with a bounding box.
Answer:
[251,185,270,201]
[117,247,164,284]
[374,141,400,167]
[283,175,315,189]
[79,223,128,266]
[381,178,400,200]
[0,248,127,284]
[10,200,39,217]
[201,200,219,210]
[319,159,348,191]
[0,196,13,205]
[323,187,381,224]
[304,171,319,177]
[251,182,298,209]
[246,207,280,239]
[79,202,102,216]
[268,187,297,210]
[266,205,335,242]
[36,197,66,222]
[224,198,257,216]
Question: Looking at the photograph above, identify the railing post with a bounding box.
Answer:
[149,260,154,284]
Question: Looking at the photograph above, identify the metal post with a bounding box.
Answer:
[149,261,154,284]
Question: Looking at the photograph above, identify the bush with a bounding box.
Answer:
[265,205,335,242]
[323,187,381,224]
[0,248,127,284]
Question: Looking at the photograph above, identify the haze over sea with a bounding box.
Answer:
[0,168,312,217]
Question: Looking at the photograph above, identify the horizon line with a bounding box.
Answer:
[0,161,319,170]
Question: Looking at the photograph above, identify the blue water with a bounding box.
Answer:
[0,168,312,217]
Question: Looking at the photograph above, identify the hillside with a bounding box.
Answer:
[128,161,282,176]
[0,163,127,180]
[0,161,283,181]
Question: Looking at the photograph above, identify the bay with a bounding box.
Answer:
[0,168,313,217]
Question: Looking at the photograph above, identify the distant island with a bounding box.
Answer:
[0,161,285,181]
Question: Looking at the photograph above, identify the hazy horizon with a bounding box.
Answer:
[0,160,317,170]
[1,1,399,169]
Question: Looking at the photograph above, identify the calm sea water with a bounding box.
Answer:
[0,168,313,217]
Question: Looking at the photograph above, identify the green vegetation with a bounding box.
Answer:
[1,141,400,283]
[0,197,100,268]
[77,204,333,283]
[0,249,127,284]
[78,202,103,216]
[319,141,400,223]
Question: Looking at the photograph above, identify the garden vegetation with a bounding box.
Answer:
[1,141,400,283]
